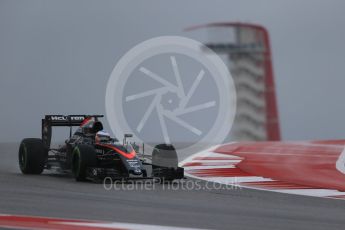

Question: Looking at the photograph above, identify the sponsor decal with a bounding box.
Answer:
[50,116,85,121]
[95,149,104,154]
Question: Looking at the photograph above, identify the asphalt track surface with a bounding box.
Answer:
[1,143,345,230]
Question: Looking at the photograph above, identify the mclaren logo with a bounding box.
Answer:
[51,116,85,121]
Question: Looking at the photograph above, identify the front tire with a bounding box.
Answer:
[72,145,97,181]
[152,144,183,182]
[152,144,178,169]
[18,138,47,174]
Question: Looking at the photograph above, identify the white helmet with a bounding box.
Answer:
[95,131,111,143]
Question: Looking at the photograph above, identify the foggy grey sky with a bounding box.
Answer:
[1,0,345,142]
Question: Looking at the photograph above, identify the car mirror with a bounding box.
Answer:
[123,134,133,145]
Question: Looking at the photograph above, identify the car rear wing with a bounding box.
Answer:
[42,115,104,147]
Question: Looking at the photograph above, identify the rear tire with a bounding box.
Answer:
[18,138,47,174]
[72,145,97,181]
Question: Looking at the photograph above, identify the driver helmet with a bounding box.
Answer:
[95,131,111,143]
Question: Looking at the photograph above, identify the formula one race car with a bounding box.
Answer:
[18,115,184,182]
